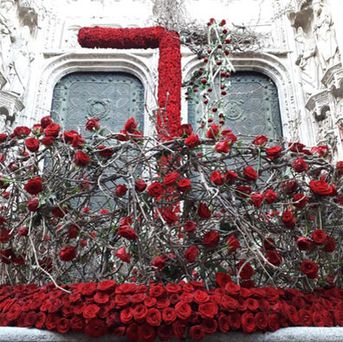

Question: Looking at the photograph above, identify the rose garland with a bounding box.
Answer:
[0,280,342,341]
[78,26,181,139]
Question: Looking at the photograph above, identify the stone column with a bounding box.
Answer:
[327,0,343,65]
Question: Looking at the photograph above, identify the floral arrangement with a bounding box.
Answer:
[78,26,181,139]
[0,19,341,341]
[0,280,342,340]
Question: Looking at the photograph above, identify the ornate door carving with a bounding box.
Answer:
[51,72,145,132]
[189,71,283,139]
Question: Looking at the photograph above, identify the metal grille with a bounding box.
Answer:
[51,72,145,133]
[188,71,283,139]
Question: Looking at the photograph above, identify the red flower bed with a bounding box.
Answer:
[78,26,181,139]
[0,280,342,341]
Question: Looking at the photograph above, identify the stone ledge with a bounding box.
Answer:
[0,327,342,342]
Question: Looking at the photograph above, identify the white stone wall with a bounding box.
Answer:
[0,0,342,157]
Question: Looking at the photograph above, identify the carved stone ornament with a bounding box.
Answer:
[0,90,24,128]
[322,62,343,98]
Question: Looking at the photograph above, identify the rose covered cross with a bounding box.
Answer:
[78,26,182,139]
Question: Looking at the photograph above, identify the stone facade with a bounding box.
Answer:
[0,0,342,157]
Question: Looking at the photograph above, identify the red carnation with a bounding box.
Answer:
[250,192,264,208]
[300,259,319,279]
[147,182,163,197]
[44,123,60,137]
[198,202,211,219]
[252,135,268,146]
[243,166,258,181]
[184,245,199,263]
[25,137,40,152]
[118,225,137,241]
[115,247,131,263]
[311,229,327,244]
[292,158,309,172]
[74,150,91,167]
[24,177,43,195]
[85,118,100,131]
[185,133,201,148]
[203,230,220,248]
[59,245,77,262]
[309,179,335,196]
[124,117,138,133]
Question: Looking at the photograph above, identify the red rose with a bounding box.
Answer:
[59,245,77,262]
[116,184,128,197]
[235,185,252,198]
[85,118,100,131]
[292,193,308,208]
[97,145,114,158]
[266,250,283,266]
[309,179,335,196]
[250,192,264,208]
[311,145,328,157]
[41,136,55,146]
[296,237,313,251]
[189,325,205,341]
[147,182,163,197]
[24,177,43,195]
[133,304,148,321]
[139,324,156,342]
[324,236,336,253]
[185,133,201,148]
[227,235,240,253]
[163,171,180,185]
[292,158,309,172]
[281,179,298,194]
[179,124,193,137]
[210,171,225,185]
[175,301,192,320]
[300,259,319,279]
[282,209,296,229]
[221,130,237,144]
[311,229,327,244]
[0,133,8,143]
[184,245,199,263]
[266,145,282,159]
[124,117,138,133]
[27,197,39,212]
[44,123,60,137]
[252,135,268,146]
[40,116,53,128]
[177,178,191,192]
[13,126,31,138]
[118,225,137,241]
[263,189,278,204]
[241,312,256,333]
[162,307,176,324]
[199,302,218,318]
[115,247,131,263]
[215,141,230,153]
[184,220,196,233]
[0,228,11,243]
[198,202,211,219]
[289,142,305,153]
[206,124,220,139]
[193,290,209,303]
[56,318,70,334]
[17,226,28,236]
[161,208,178,224]
[25,137,40,152]
[84,318,107,338]
[151,255,166,269]
[74,150,91,167]
[237,260,254,280]
[135,179,147,192]
[146,308,161,327]
[243,166,258,181]
[203,230,220,248]
[336,161,343,175]
[225,170,238,183]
